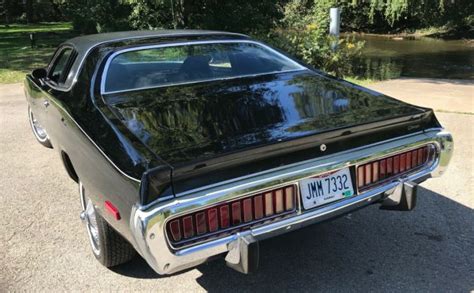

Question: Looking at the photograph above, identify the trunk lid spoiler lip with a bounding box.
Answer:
[139,108,434,205]
[170,110,432,176]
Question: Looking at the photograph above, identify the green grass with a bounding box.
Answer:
[0,22,76,84]
[0,22,72,34]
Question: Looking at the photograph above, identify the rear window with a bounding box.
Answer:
[103,41,304,93]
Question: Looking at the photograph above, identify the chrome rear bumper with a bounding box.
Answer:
[130,129,453,275]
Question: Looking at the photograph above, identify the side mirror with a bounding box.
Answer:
[32,68,47,86]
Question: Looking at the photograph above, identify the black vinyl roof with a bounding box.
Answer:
[58,30,249,91]
[65,30,248,54]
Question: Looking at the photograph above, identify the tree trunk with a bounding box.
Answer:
[175,0,195,28]
[3,0,10,25]
[26,0,33,24]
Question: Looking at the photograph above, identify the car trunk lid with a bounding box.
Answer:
[103,70,437,199]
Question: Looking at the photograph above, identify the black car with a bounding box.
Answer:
[24,30,453,275]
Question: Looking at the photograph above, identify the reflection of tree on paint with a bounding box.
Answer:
[109,78,284,163]
[106,71,424,164]
[285,73,410,133]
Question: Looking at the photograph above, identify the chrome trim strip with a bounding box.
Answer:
[100,39,307,95]
[130,129,453,275]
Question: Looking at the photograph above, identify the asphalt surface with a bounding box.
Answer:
[1,80,473,292]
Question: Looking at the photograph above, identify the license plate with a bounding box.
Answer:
[299,168,354,210]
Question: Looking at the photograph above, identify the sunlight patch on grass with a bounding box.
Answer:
[344,77,376,86]
[0,22,72,34]
[0,69,26,84]
[0,22,75,84]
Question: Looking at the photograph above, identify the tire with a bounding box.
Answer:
[28,105,52,148]
[79,181,136,267]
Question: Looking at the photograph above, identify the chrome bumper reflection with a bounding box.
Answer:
[130,128,453,275]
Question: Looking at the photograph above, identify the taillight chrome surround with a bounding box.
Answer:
[166,185,296,248]
[356,144,435,192]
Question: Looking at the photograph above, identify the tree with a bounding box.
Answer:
[25,0,34,23]
[63,0,131,33]
[1,0,24,25]
[125,0,284,33]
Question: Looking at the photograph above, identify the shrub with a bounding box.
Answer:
[258,0,364,78]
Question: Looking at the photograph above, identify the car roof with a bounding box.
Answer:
[65,30,249,54]
[56,30,249,91]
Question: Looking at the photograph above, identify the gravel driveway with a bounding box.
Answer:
[1,79,473,292]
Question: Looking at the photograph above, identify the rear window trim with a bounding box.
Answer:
[100,40,307,95]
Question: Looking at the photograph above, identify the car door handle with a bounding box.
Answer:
[43,100,50,108]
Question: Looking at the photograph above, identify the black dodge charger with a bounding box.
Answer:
[24,30,453,275]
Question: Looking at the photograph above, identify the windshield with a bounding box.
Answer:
[103,41,304,93]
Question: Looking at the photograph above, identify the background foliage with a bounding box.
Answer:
[2,0,471,34]
[0,0,472,80]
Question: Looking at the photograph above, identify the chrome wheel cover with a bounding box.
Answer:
[28,107,48,142]
[80,182,101,255]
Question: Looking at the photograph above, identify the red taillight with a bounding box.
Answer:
[195,212,207,235]
[254,195,264,220]
[243,198,253,222]
[400,153,406,172]
[379,159,386,179]
[207,208,218,232]
[357,166,364,188]
[169,219,181,242]
[364,164,372,185]
[357,145,431,190]
[387,157,393,176]
[393,155,400,174]
[182,216,194,239]
[231,202,242,225]
[418,148,423,165]
[372,161,379,182]
[285,186,294,210]
[275,189,284,213]
[406,151,412,170]
[219,205,230,228]
[264,192,273,216]
[166,185,296,246]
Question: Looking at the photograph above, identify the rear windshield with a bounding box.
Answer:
[103,41,304,93]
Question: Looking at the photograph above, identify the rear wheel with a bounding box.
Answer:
[79,181,135,267]
[28,106,52,148]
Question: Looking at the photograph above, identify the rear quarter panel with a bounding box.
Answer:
[24,75,141,244]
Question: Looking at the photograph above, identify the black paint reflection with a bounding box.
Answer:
[105,71,423,164]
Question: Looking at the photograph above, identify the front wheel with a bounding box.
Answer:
[28,106,52,148]
[79,181,136,267]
